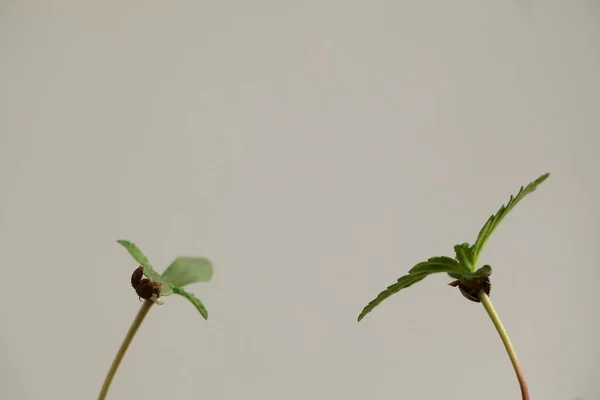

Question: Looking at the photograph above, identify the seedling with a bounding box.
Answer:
[97,240,214,400]
[358,173,550,400]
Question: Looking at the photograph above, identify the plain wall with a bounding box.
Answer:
[1,1,599,399]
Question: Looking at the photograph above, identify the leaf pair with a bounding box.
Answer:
[117,240,213,319]
[357,173,550,322]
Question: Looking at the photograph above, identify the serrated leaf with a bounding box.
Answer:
[117,239,173,296]
[470,173,550,265]
[358,273,428,322]
[453,243,475,271]
[409,256,471,275]
[172,286,208,320]
[358,257,468,322]
[162,257,214,288]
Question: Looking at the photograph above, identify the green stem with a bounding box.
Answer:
[97,300,154,400]
[478,291,530,400]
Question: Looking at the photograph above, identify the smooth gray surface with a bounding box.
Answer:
[1,2,598,399]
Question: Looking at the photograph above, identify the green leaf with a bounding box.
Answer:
[358,257,469,322]
[470,173,550,265]
[453,243,475,271]
[172,286,209,319]
[459,265,493,282]
[162,257,214,287]
[117,239,152,266]
[409,256,471,275]
[474,265,492,278]
[358,273,428,322]
[117,239,173,296]
[447,271,463,280]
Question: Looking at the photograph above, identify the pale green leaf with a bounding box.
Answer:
[470,173,549,265]
[172,286,209,319]
[117,239,151,266]
[116,239,173,296]
[162,257,214,287]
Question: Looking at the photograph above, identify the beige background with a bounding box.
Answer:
[1,2,599,399]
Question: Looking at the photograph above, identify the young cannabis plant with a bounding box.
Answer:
[358,173,550,400]
[97,240,214,400]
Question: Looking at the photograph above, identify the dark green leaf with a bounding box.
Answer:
[358,257,469,322]
[470,173,550,265]
[460,265,493,282]
[172,286,209,320]
[447,271,463,280]
[358,273,428,322]
[162,257,214,287]
[117,239,173,296]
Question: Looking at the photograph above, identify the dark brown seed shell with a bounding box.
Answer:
[131,266,145,287]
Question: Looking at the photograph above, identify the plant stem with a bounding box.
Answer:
[97,300,153,400]
[478,291,530,400]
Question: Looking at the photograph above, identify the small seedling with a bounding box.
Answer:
[97,240,214,400]
[358,173,550,400]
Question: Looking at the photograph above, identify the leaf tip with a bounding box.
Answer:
[537,172,550,186]
[357,305,372,322]
[116,239,132,247]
